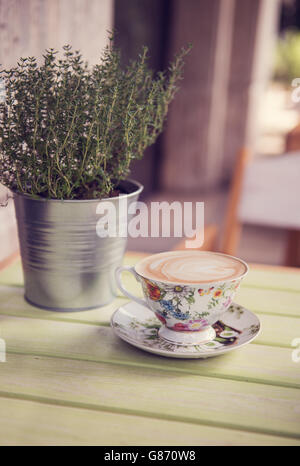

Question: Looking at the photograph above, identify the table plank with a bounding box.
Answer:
[0,258,23,286]
[255,313,300,348]
[1,282,300,320]
[1,259,300,320]
[1,315,299,388]
[243,265,300,293]
[1,353,299,440]
[1,396,298,446]
[1,255,300,293]
[0,253,147,286]
[236,287,300,317]
[0,285,124,326]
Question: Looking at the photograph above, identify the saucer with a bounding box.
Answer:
[110,301,261,359]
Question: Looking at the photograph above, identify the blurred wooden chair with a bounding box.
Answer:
[286,123,300,153]
[220,147,250,256]
[172,223,219,252]
[285,124,300,267]
[174,127,300,267]
[173,147,250,255]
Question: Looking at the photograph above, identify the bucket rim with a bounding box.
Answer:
[12,178,144,203]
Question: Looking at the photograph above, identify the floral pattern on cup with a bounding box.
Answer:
[140,277,242,332]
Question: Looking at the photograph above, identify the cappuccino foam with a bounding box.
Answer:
[136,251,247,284]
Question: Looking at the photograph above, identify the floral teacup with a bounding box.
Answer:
[115,252,248,345]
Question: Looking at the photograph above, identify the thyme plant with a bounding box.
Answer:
[0,38,190,199]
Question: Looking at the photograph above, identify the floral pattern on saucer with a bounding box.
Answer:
[111,301,261,359]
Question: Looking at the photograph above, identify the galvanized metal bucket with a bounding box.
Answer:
[13,179,143,311]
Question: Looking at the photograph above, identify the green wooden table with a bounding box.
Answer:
[0,252,300,446]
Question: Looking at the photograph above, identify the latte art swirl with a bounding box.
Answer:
[136,251,247,284]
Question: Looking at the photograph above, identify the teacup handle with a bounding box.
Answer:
[115,266,148,308]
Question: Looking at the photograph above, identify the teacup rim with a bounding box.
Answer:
[134,250,249,286]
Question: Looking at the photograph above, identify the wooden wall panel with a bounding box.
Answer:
[0,0,113,68]
[0,0,113,262]
[160,0,280,192]
[160,0,221,191]
[114,0,168,197]
[222,0,280,179]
